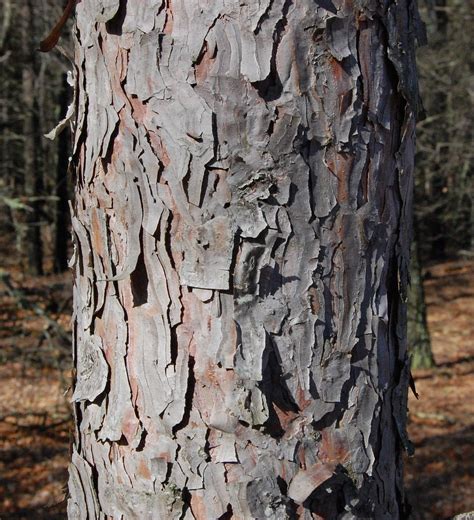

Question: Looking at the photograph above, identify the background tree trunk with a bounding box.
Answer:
[54,73,72,273]
[69,1,424,518]
[408,231,434,369]
[18,0,43,276]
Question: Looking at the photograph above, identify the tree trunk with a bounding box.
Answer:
[18,0,43,276]
[408,232,434,369]
[54,73,71,273]
[69,1,424,518]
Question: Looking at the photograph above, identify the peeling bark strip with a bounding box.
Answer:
[69,1,423,518]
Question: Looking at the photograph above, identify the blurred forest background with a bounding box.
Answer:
[0,0,472,518]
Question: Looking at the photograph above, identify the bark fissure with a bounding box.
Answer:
[250,0,293,101]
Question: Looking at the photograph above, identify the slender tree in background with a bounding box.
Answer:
[0,0,13,208]
[68,1,424,518]
[408,234,434,369]
[54,73,72,273]
[19,1,44,275]
[406,0,473,370]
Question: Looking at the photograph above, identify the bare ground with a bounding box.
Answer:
[405,259,474,519]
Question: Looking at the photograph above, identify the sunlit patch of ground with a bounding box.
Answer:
[406,259,474,519]
[0,268,71,519]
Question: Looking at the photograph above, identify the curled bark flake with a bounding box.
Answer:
[68,451,101,519]
[45,70,77,140]
[288,461,336,504]
[95,0,121,23]
[72,334,109,403]
[180,216,234,291]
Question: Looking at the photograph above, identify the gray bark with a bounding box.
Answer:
[69,1,424,518]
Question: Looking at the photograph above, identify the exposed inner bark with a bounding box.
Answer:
[69,0,423,518]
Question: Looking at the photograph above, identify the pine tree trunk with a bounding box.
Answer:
[69,1,424,518]
[408,233,434,369]
[18,0,43,276]
[54,73,71,273]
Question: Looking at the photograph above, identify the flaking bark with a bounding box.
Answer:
[69,1,423,518]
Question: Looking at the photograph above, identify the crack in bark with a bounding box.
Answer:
[105,0,127,35]
[251,0,293,102]
[171,354,196,436]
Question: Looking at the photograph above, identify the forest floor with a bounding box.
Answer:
[0,258,472,519]
[405,258,474,519]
